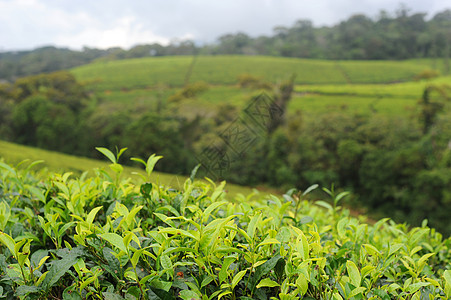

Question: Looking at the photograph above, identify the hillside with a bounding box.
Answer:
[71,55,447,118]
[71,55,430,91]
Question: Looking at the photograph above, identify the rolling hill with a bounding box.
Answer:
[70,55,449,118]
[71,55,432,91]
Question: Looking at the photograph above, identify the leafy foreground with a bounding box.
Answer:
[0,153,450,300]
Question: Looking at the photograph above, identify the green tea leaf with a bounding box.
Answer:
[251,254,283,290]
[363,243,380,257]
[41,250,80,289]
[202,200,227,224]
[103,247,122,277]
[232,270,246,289]
[406,282,430,293]
[96,147,116,164]
[388,243,404,257]
[219,256,236,283]
[296,273,308,295]
[408,228,429,249]
[442,270,450,297]
[247,214,261,241]
[257,238,281,248]
[337,217,348,239]
[346,260,361,287]
[334,191,350,205]
[102,292,125,300]
[126,205,143,228]
[348,286,366,298]
[86,206,103,225]
[160,255,172,270]
[15,285,41,297]
[30,249,49,270]
[26,185,46,204]
[201,275,214,288]
[256,277,280,288]
[179,290,200,300]
[0,162,16,176]
[211,181,226,202]
[100,233,127,253]
[0,232,15,257]
[109,163,123,174]
[302,184,319,196]
[189,164,201,182]
[130,249,144,268]
[54,181,70,197]
[360,265,375,279]
[146,154,163,176]
[315,200,332,210]
[417,253,435,272]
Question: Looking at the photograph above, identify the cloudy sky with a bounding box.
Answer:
[0,0,449,51]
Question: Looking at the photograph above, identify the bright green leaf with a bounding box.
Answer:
[346,260,361,287]
[296,273,308,295]
[0,232,16,257]
[99,233,127,253]
[232,270,246,289]
[257,277,280,288]
[96,147,116,164]
[86,206,103,225]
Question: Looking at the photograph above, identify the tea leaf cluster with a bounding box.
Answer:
[0,152,450,299]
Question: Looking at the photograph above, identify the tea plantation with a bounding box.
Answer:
[0,149,450,299]
[70,55,449,118]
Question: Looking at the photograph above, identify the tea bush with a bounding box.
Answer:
[0,149,450,299]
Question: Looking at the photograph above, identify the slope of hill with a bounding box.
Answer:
[71,55,429,91]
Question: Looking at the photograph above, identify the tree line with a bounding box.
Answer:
[1,6,450,81]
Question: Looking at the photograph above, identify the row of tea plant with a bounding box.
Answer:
[0,148,450,299]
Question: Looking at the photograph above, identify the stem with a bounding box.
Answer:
[246,248,256,296]
[294,194,301,220]
[19,264,27,284]
[134,266,145,300]
[206,259,218,286]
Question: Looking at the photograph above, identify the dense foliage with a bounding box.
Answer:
[0,151,450,299]
[0,7,450,80]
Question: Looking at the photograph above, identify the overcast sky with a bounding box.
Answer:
[0,0,449,51]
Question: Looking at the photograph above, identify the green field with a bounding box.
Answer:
[71,55,450,118]
[72,55,431,90]
[290,76,451,116]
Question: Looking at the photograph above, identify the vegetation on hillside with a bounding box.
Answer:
[70,56,429,91]
[0,152,450,299]
[1,60,451,235]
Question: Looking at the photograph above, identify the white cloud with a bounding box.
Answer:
[0,0,172,50]
[55,16,171,50]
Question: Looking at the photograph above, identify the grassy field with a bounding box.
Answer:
[0,140,260,197]
[289,75,451,116]
[70,55,451,118]
[72,55,429,91]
